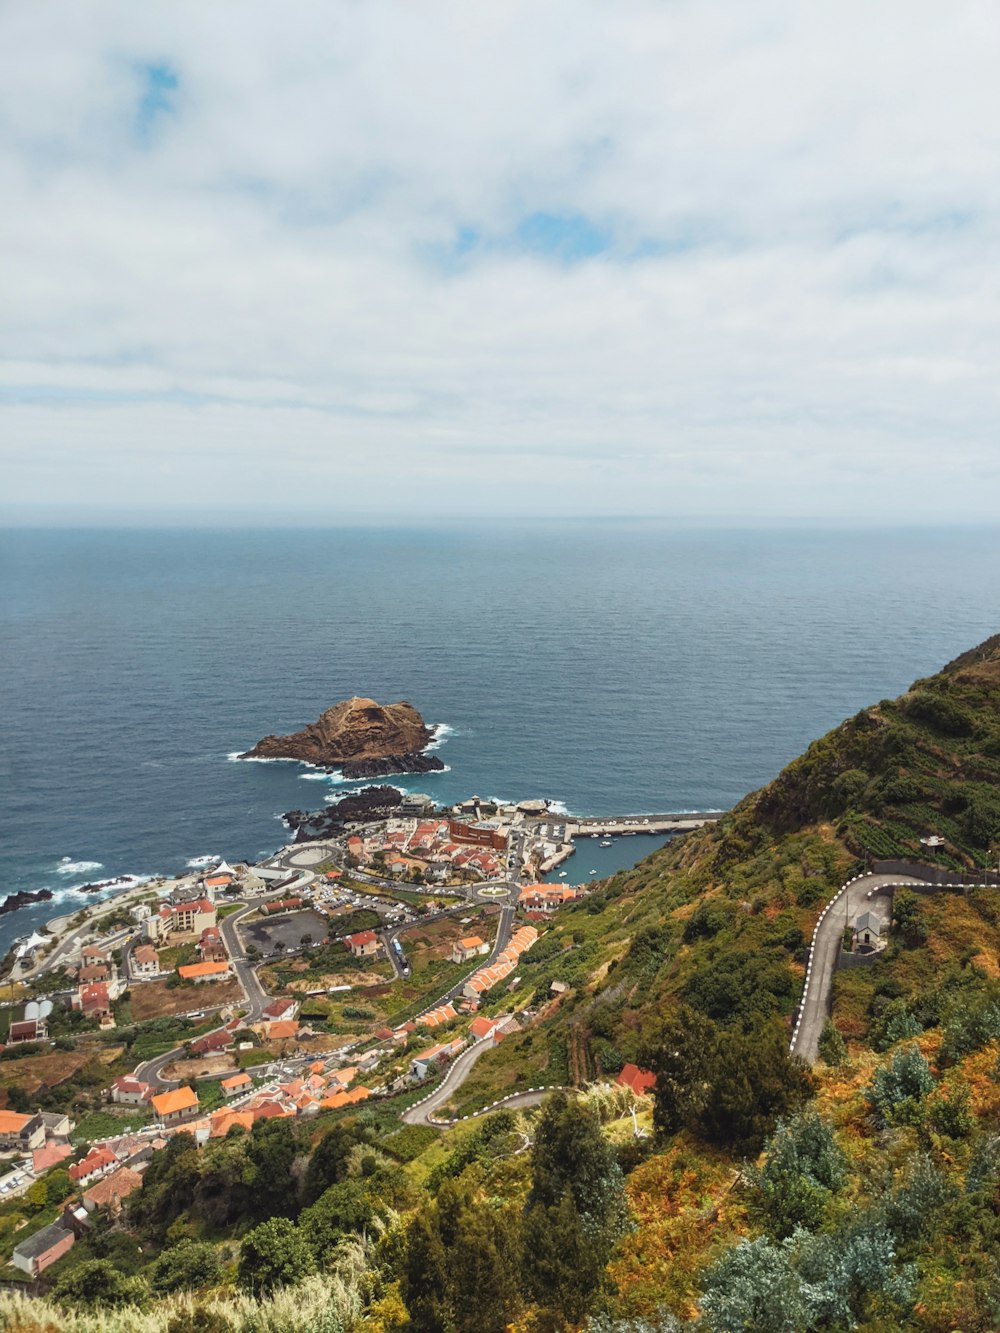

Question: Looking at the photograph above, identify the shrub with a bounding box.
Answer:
[866,1044,935,1127]
[817,1021,846,1066]
[744,1110,847,1238]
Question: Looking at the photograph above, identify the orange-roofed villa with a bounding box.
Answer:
[151,1085,200,1125]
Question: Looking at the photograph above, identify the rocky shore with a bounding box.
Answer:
[284,786,407,842]
[0,888,54,916]
[339,752,445,779]
[241,697,435,768]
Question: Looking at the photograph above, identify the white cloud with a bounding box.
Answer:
[1,0,999,520]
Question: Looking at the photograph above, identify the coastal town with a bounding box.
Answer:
[0,786,716,1281]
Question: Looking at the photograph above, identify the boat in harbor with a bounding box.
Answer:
[599,839,612,847]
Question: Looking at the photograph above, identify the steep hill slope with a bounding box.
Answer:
[464,634,1000,1101]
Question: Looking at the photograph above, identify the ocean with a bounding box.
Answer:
[2,522,999,956]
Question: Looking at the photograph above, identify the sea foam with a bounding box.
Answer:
[425,722,455,752]
[55,859,103,876]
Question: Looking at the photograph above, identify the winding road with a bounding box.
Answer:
[791,870,929,1063]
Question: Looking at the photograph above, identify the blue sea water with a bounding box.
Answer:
[2,522,999,956]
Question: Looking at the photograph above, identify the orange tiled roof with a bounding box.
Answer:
[151,1086,199,1117]
[178,960,229,980]
[0,1110,31,1134]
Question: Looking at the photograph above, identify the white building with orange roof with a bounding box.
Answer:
[150,1086,200,1127]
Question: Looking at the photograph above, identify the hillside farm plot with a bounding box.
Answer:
[129,977,243,1020]
[239,909,330,954]
[0,1046,101,1099]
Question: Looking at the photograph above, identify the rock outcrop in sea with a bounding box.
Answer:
[284,786,407,841]
[240,697,441,772]
[0,888,54,916]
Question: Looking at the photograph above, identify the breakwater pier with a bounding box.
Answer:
[563,811,725,836]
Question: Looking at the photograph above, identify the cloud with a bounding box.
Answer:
[1,0,999,521]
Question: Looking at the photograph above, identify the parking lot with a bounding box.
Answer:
[239,909,330,955]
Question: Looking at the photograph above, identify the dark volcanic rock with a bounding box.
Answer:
[75,875,134,895]
[241,697,434,766]
[0,888,54,916]
[284,785,408,842]
[339,752,445,779]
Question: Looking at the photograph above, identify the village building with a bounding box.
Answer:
[150,1086,200,1126]
[263,896,304,914]
[0,1110,46,1153]
[410,1037,465,1081]
[469,1014,500,1042]
[189,1025,237,1057]
[11,1222,74,1277]
[447,818,509,851]
[853,909,888,952]
[69,1147,118,1185]
[198,926,228,962]
[38,1111,73,1140]
[8,1017,47,1044]
[32,1142,73,1174]
[203,861,236,892]
[131,943,160,978]
[518,883,581,913]
[82,1166,143,1216]
[345,929,381,959]
[617,1063,657,1096]
[262,1019,300,1043]
[80,945,109,968]
[449,935,489,964]
[221,1073,252,1098]
[79,959,112,985]
[110,1076,153,1107]
[74,981,113,1024]
[261,997,299,1023]
[177,959,230,984]
[145,897,216,943]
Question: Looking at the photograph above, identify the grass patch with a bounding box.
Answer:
[72,1107,151,1144]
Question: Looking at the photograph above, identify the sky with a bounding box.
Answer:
[1,1,999,524]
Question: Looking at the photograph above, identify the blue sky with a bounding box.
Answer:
[1,1,999,523]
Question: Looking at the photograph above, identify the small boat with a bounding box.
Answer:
[591,833,600,839]
[599,840,612,848]
[558,871,568,877]
[590,869,598,875]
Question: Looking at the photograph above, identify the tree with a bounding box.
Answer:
[744,1110,846,1238]
[237,1217,314,1297]
[52,1258,148,1310]
[150,1239,224,1293]
[699,1236,807,1333]
[400,1180,522,1333]
[866,1044,935,1127]
[299,1179,383,1263]
[817,1020,847,1066]
[642,1005,718,1136]
[401,1209,450,1333]
[523,1192,606,1325]
[892,890,928,946]
[303,1121,357,1205]
[246,1117,299,1219]
[646,1012,812,1154]
[522,1092,627,1322]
